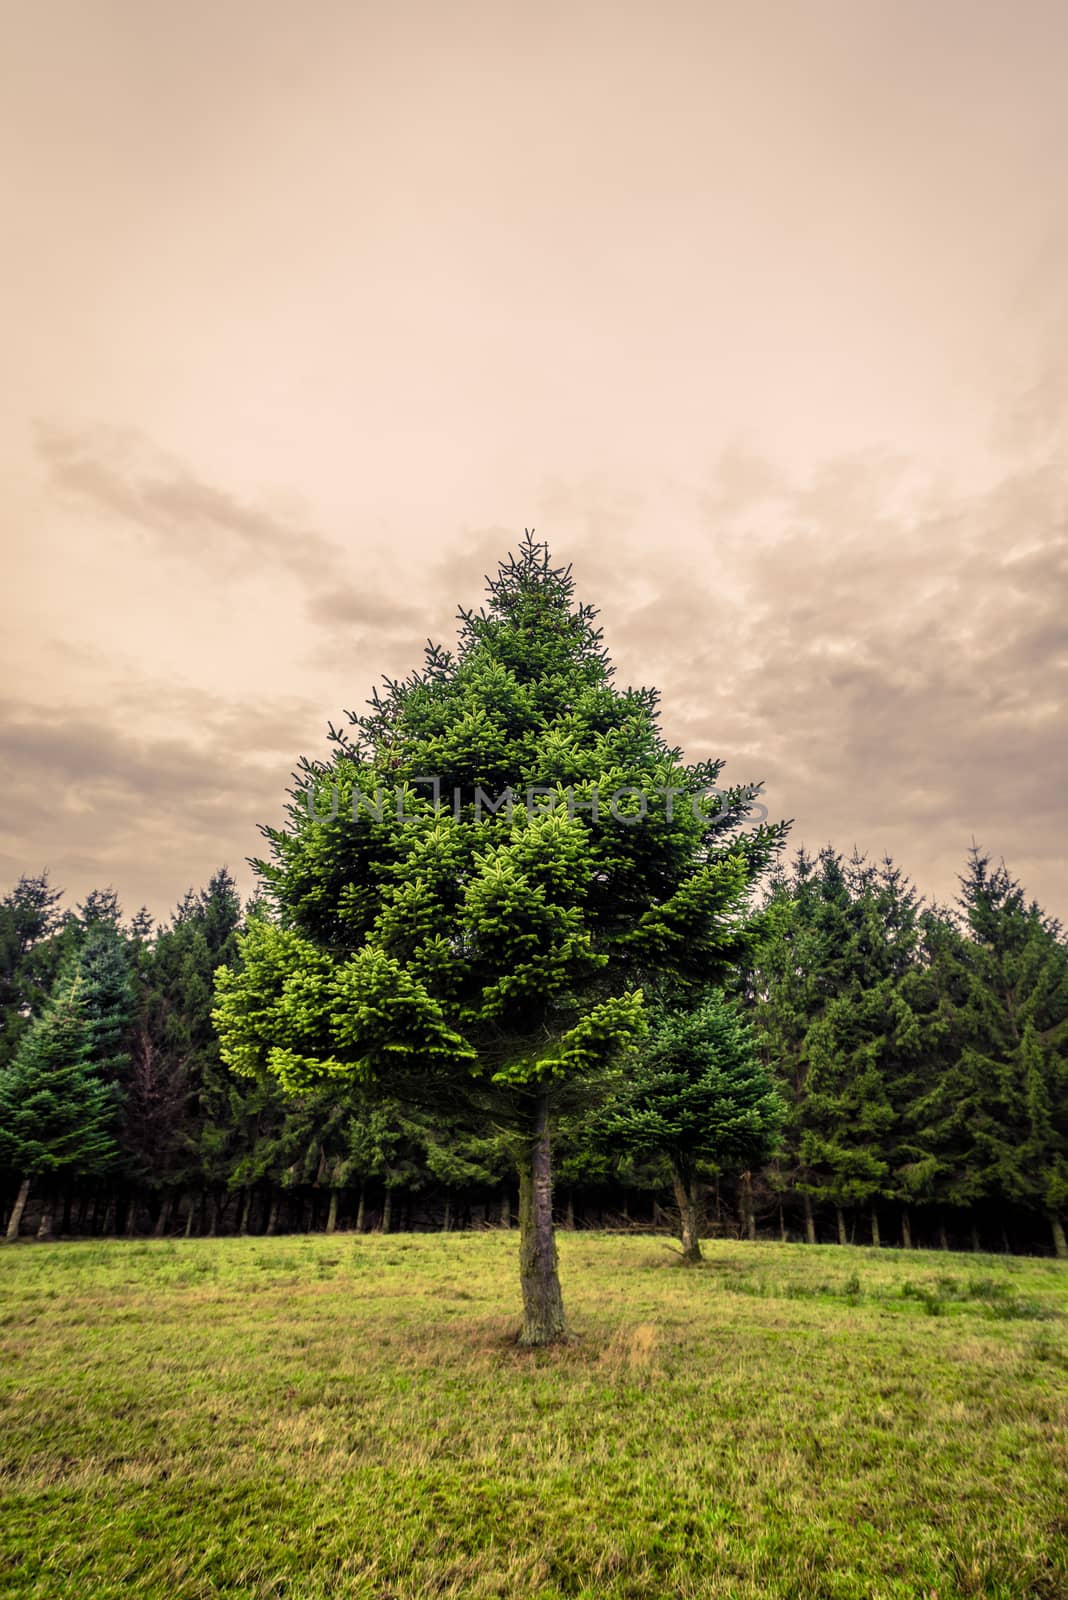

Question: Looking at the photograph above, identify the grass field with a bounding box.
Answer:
[1,1232,1067,1600]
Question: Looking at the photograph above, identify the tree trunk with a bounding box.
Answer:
[381,1190,392,1234]
[564,1191,575,1231]
[442,1196,451,1232]
[779,1201,787,1243]
[802,1191,816,1245]
[901,1208,913,1250]
[265,1196,280,1236]
[499,1189,511,1228]
[62,1190,73,1236]
[126,1196,139,1237]
[836,1206,848,1247]
[1051,1215,1068,1261]
[937,1222,949,1250]
[870,1209,880,1248]
[672,1170,703,1263]
[6,1176,31,1241]
[184,1199,195,1238]
[326,1189,339,1234]
[154,1194,175,1238]
[37,1196,55,1241]
[238,1189,251,1237]
[517,1093,567,1345]
[355,1184,366,1233]
[971,1226,981,1254]
[741,1172,757,1241]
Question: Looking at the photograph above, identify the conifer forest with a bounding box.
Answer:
[4,543,1065,1284]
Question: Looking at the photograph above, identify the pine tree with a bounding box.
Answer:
[0,971,118,1239]
[798,854,923,1247]
[214,535,785,1342]
[739,848,926,1245]
[914,849,1068,1255]
[891,903,969,1243]
[125,870,243,1233]
[735,849,833,1241]
[604,991,783,1261]
[0,872,70,1067]
[77,919,136,1086]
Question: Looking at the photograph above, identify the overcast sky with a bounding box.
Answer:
[3,0,1066,924]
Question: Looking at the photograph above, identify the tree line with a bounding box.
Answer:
[2,840,1064,1259]
[1,538,1065,1314]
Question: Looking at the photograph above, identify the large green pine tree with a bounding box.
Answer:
[214,535,784,1342]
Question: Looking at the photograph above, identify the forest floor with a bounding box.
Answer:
[1,1231,1067,1599]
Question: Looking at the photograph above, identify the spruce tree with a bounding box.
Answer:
[0,971,118,1239]
[914,849,1068,1255]
[0,872,70,1067]
[604,990,783,1261]
[798,855,923,1247]
[735,849,833,1241]
[126,870,243,1232]
[740,848,926,1245]
[214,535,784,1342]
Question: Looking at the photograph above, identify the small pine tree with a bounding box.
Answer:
[604,991,783,1261]
[0,972,118,1239]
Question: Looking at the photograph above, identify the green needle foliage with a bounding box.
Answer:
[605,990,784,1260]
[214,534,785,1340]
[914,849,1068,1257]
[0,970,118,1238]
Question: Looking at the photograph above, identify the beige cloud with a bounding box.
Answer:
[35,423,338,580]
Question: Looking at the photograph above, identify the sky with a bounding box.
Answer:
[2,0,1067,924]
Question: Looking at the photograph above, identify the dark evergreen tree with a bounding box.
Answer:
[604,991,783,1261]
[0,970,119,1239]
[914,850,1068,1256]
[739,848,928,1245]
[798,854,923,1246]
[123,870,243,1233]
[0,872,71,1067]
[735,849,831,1241]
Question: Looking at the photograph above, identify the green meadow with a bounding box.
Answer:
[2,1233,1067,1600]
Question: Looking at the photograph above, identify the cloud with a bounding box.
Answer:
[304,587,424,630]
[544,450,1068,915]
[0,691,322,921]
[12,427,1068,924]
[35,423,339,582]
